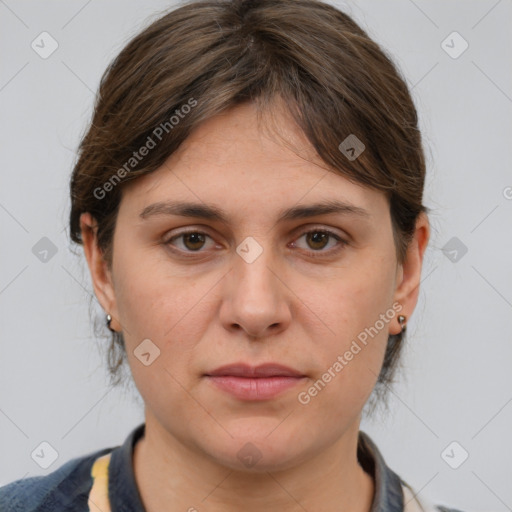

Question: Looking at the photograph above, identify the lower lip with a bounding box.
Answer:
[205,375,305,401]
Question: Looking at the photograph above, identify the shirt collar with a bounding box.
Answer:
[358,430,405,511]
[108,422,146,511]
[108,423,404,512]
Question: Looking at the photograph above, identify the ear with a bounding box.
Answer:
[80,212,120,331]
[390,212,430,335]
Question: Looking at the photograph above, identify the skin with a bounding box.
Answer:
[81,100,429,512]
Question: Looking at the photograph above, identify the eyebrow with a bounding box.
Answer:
[139,199,370,223]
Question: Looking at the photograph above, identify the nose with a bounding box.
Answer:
[219,242,292,340]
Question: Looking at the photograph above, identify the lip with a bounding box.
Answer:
[204,363,307,401]
[205,363,306,378]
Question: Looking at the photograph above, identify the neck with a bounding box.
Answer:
[133,412,375,512]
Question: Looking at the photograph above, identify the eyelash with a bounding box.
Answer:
[163,228,348,259]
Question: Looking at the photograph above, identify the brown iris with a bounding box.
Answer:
[305,231,330,251]
[182,232,206,251]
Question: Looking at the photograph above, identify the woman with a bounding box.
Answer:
[0,0,465,510]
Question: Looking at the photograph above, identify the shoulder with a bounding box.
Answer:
[0,447,113,512]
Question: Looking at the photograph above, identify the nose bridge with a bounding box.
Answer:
[220,236,291,338]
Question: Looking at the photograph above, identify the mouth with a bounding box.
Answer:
[203,363,307,401]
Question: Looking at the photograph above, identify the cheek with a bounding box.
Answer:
[111,252,211,416]
[306,254,397,391]
[111,240,216,380]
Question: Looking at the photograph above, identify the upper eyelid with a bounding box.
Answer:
[165,224,346,239]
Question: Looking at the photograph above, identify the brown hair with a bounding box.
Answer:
[69,0,427,413]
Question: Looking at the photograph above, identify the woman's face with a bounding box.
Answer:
[82,101,428,472]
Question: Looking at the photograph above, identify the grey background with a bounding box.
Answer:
[1,0,511,510]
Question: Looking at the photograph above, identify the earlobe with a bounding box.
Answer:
[80,212,118,326]
[391,212,430,334]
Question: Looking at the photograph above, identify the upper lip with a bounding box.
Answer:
[204,363,306,378]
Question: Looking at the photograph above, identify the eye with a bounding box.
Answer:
[291,228,347,257]
[163,227,348,259]
[164,230,216,253]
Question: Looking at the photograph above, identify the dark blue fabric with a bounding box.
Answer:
[0,446,112,511]
[0,423,464,511]
[358,431,405,511]
[108,423,146,511]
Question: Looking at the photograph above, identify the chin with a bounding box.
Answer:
[201,421,314,473]
[213,444,309,474]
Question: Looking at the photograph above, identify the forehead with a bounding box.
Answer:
[120,102,387,221]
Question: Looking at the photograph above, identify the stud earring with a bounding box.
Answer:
[106,313,116,332]
[398,314,407,334]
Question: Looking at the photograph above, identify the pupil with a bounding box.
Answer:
[185,233,205,250]
[308,232,327,249]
